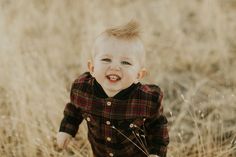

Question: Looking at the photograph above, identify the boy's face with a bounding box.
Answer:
[89,37,145,97]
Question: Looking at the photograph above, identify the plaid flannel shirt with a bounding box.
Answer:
[59,72,169,157]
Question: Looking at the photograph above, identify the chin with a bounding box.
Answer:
[106,87,122,92]
[103,85,122,92]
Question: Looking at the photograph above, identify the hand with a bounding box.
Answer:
[148,155,160,157]
[57,132,72,149]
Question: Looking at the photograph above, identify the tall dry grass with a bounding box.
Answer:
[0,0,235,157]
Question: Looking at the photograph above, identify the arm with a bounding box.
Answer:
[57,82,84,148]
[144,91,169,157]
[59,102,83,137]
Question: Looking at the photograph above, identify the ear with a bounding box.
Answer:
[87,60,94,73]
[137,68,147,79]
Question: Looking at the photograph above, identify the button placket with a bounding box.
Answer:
[105,100,113,156]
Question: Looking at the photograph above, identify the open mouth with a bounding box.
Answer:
[106,74,121,82]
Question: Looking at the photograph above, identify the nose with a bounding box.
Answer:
[109,62,121,70]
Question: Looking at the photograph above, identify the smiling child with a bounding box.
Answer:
[57,20,169,157]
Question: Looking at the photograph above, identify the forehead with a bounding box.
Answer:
[94,36,144,60]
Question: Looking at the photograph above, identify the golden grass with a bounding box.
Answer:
[0,0,235,156]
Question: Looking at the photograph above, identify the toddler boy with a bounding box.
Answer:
[57,21,169,157]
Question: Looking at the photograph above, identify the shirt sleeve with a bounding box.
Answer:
[59,82,84,137]
[144,91,169,157]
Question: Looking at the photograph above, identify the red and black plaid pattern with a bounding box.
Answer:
[59,72,169,157]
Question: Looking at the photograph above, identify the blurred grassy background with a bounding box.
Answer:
[0,0,235,157]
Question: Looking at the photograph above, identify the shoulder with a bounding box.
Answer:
[138,84,164,117]
[73,72,93,84]
[70,72,94,93]
[137,83,163,99]
[128,83,164,118]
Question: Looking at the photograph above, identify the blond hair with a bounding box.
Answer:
[105,20,141,40]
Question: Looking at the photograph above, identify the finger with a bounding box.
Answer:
[63,138,70,148]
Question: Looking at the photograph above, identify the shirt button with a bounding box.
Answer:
[86,117,91,122]
[109,152,114,156]
[106,121,111,125]
[107,101,111,106]
[106,137,111,141]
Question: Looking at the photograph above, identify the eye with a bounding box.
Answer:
[121,61,132,65]
[101,58,111,62]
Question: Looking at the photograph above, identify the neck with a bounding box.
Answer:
[103,89,120,97]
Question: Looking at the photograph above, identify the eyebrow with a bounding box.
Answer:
[121,57,132,61]
[100,54,112,58]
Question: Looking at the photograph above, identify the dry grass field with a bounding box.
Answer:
[0,0,236,157]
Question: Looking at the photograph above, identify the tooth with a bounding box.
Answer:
[109,75,118,80]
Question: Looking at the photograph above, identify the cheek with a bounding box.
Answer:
[123,69,139,80]
[93,63,106,72]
